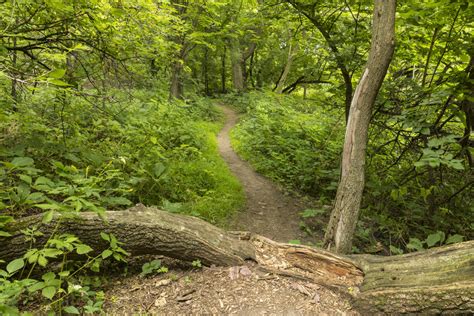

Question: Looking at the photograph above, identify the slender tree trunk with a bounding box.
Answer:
[203,47,210,95]
[324,0,396,254]
[230,39,245,92]
[221,46,227,93]
[11,35,18,110]
[276,42,298,94]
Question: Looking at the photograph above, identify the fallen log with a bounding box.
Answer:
[1,205,473,313]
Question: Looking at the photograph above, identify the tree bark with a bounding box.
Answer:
[230,39,245,92]
[221,45,227,93]
[2,206,473,313]
[352,241,474,313]
[323,0,396,253]
[275,42,298,94]
[169,60,184,100]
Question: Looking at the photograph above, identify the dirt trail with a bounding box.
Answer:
[217,106,310,243]
[102,106,352,314]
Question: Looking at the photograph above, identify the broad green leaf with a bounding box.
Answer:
[48,69,66,79]
[425,231,444,247]
[38,255,48,267]
[19,174,32,184]
[445,234,463,245]
[42,248,63,258]
[42,272,56,281]
[42,211,54,223]
[100,232,110,241]
[101,249,113,259]
[6,258,24,274]
[11,157,34,167]
[0,230,12,237]
[63,306,80,314]
[76,244,93,255]
[48,78,71,87]
[28,281,46,292]
[42,286,56,300]
[35,203,61,210]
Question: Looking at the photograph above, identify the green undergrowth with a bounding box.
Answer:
[0,88,243,224]
[226,91,472,253]
[0,88,244,313]
[228,91,344,199]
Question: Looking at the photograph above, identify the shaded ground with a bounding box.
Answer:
[218,106,318,243]
[104,259,356,315]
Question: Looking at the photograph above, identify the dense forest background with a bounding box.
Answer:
[0,0,472,313]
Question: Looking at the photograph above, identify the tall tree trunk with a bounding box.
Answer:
[221,45,227,93]
[203,47,210,95]
[11,35,18,110]
[324,0,396,254]
[230,39,245,92]
[276,42,298,94]
[169,60,184,100]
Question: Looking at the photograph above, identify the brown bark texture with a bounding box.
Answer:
[324,0,396,254]
[1,206,473,313]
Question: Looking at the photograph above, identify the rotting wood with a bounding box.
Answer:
[1,205,473,313]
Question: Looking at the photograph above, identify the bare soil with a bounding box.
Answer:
[104,259,356,315]
[218,106,317,243]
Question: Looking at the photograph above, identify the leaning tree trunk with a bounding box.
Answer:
[1,206,473,313]
[275,42,298,94]
[323,0,396,254]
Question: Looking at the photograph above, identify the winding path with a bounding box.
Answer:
[217,106,310,243]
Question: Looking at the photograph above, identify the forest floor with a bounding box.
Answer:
[102,105,354,315]
[219,105,316,243]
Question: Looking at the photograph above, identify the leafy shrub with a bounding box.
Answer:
[230,91,344,197]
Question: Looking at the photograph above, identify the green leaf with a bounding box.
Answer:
[288,239,301,245]
[28,281,46,292]
[42,248,63,258]
[445,234,463,245]
[76,244,93,255]
[100,232,110,241]
[35,203,61,210]
[153,163,166,178]
[49,69,66,79]
[6,258,25,274]
[63,306,80,314]
[425,231,444,247]
[19,174,32,184]
[42,211,54,224]
[38,255,48,267]
[406,238,424,251]
[101,249,113,259]
[49,78,71,87]
[0,230,12,237]
[11,157,34,167]
[42,272,56,281]
[42,286,56,300]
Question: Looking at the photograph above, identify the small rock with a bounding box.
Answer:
[154,297,167,307]
[239,266,252,277]
[312,293,321,304]
[155,279,171,287]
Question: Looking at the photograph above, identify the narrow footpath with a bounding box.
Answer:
[217,105,311,243]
